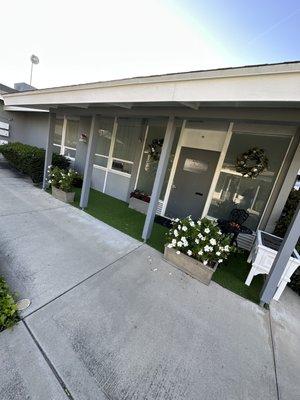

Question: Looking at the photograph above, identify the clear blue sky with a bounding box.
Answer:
[1,0,299,88]
[174,0,300,64]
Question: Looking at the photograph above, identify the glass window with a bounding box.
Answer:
[95,117,114,157]
[136,120,182,199]
[94,155,108,168]
[64,148,76,159]
[111,160,133,175]
[53,119,63,146]
[65,120,79,149]
[208,132,292,230]
[53,144,61,154]
[113,118,143,162]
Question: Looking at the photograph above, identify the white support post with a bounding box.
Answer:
[260,201,300,306]
[42,112,56,190]
[142,116,176,241]
[79,115,97,209]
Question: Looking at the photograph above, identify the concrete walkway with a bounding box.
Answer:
[0,157,299,400]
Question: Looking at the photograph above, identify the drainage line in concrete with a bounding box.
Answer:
[268,310,280,400]
[22,320,75,400]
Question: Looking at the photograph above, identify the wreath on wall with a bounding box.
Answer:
[145,138,164,171]
[236,147,268,178]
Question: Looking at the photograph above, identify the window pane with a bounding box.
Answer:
[208,132,292,230]
[95,117,114,157]
[113,118,143,162]
[65,120,79,148]
[94,155,108,168]
[53,144,61,154]
[111,159,132,175]
[54,119,63,145]
[64,147,76,159]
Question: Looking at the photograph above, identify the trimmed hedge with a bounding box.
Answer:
[0,142,70,183]
[0,277,19,332]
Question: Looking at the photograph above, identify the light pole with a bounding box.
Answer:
[30,54,39,86]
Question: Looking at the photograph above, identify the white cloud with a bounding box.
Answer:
[0,0,237,88]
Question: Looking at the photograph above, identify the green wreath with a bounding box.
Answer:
[236,147,268,178]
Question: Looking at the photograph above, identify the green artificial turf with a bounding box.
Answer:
[72,188,263,303]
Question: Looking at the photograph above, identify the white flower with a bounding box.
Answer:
[48,179,52,183]
[182,226,187,232]
[187,250,192,256]
[197,220,201,226]
[189,221,195,227]
[195,238,199,244]
[174,230,178,237]
[218,259,223,263]
[204,245,210,252]
[218,230,222,235]
[209,246,213,252]
[201,236,206,241]
[181,236,186,241]
[203,260,208,265]
[198,250,203,255]
[204,228,210,234]
[216,251,221,256]
[198,233,203,238]
[174,218,180,222]
[171,239,176,246]
[209,238,216,246]
[167,243,173,248]
[224,245,230,252]
[176,250,181,255]
[177,241,183,247]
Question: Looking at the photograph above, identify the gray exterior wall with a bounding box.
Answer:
[105,171,131,201]
[0,102,49,148]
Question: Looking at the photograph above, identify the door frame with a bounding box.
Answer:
[161,121,234,218]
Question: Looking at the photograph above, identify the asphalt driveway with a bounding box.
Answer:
[0,157,299,400]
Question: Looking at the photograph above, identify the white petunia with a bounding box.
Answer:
[177,241,183,247]
[198,233,203,238]
[204,245,210,252]
[218,230,222,235]
[224,245,230,252]
[204,228,210,234]
[182,226,188,232]
[187,250,192,256]
[181,236,186,241]
[198,250,203,255]
[178,225,181,230]
[203,260,208,265]
[176,250,181,255]
[218,259,223,263]
[189,221,195,227]
[209,238,216,246]
[174,230,179,237]
[195,238,199,244]
[201,237,206,241]
[197,220,201,226]
[216,251,221,256]
[172,239,177,245]
[167,243,173,248]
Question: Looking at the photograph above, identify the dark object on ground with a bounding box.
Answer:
[274,188,300,295]
[130,189,150,203]
[154,215,172,229]
[72,174,83,188]
[218,208,252,245]
[0,142,69,183]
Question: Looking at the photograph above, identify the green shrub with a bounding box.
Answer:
[0,277,19,331]
[274,189,300,295]
[0,142,70,183]
[48,166,79,192]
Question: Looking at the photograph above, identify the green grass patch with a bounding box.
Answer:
[72,188,263,303]
[0,277,19,332]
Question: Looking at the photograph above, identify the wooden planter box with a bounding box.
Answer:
[129,197,149,214]
[164,246,218,285]
[52,186,75,203]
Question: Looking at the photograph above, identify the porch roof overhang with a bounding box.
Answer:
[3,62,300,113]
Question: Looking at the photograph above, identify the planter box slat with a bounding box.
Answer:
[52,187,75,203]
[164,246,217,285]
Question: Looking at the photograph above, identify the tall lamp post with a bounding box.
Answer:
[29,54,39,86]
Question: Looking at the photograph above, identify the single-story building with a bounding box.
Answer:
[1,61,300,247]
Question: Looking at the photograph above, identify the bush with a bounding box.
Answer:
[166,216,234,266]
[0,142,70,183]
[48,166,79,192]
[274,189,300,295]
[0,277,19,332]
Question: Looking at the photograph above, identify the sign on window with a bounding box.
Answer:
[183,158,208,174]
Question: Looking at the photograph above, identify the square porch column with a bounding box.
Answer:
[142,116,176,241]
[80,115,97,209]
[260,201,300,306]
[42,112,56,189]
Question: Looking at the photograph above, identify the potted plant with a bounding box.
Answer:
[164,217,233,285]
[129,189,151,214]
[48,166,78,203]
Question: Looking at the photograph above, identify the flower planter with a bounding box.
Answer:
[164,246,218,285]
[129,197,149,214]
[52,186,75,203]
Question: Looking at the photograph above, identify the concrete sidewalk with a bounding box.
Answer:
[0,158,299,400]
